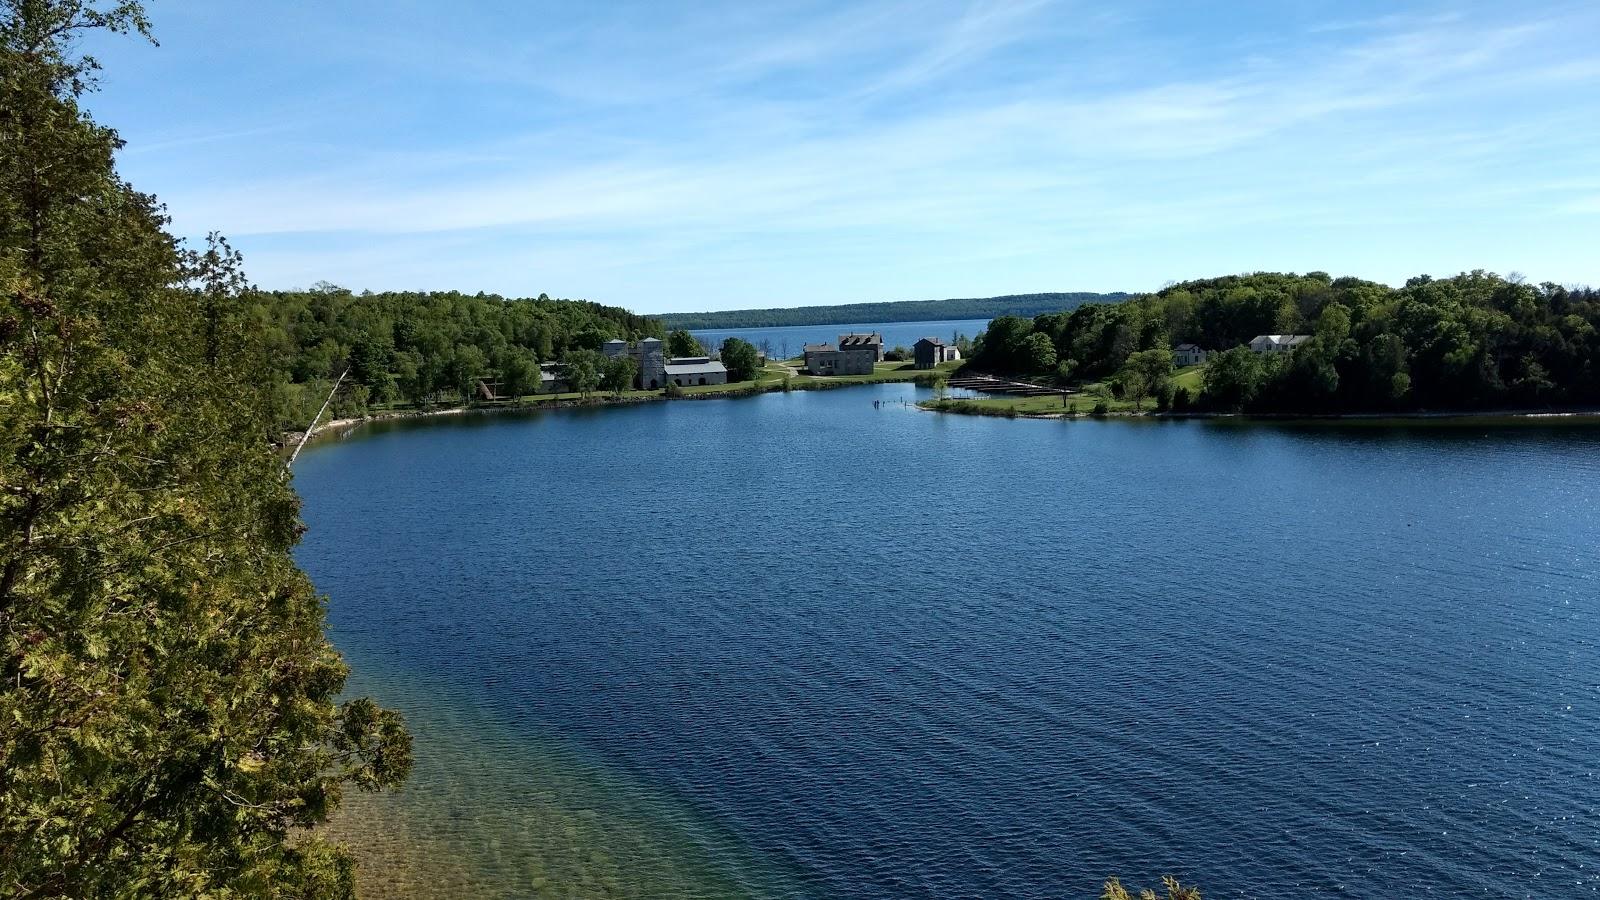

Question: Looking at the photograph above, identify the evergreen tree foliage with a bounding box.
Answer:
[0,2,409,895]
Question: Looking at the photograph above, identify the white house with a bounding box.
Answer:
[1248,334,1311,355]
[1173,343,1208,366]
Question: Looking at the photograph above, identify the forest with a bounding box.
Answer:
[657,291,1127,330]
[257,286,664,429]
[968,271,1600,414]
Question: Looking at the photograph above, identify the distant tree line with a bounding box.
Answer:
[657,292,1128,330]
[255,285,665,428]
[969,271,1600,414]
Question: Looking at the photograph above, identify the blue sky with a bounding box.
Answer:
[85,0,1600,313]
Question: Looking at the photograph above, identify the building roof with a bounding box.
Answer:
[915,337,945,347]
[803,343,836,353]
[839,332,883,347]
[669,356,711,365]
[640,336,662,344]
[1174,343,1203,352]
[663,360,728,376]
[602,338,626,346]
[1251,334,1312,345]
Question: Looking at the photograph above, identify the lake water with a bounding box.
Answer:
[689,319,989,358]
[293,384,1600,898]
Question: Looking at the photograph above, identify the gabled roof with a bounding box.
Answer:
[663,360,728,376]
[1251,334,1312,344]
[839,332,883,346]
[804,343,836,353]
[602,338,626,345]
[915,336,944,347]
[640,336,663,344]
[1174,343,1203,352]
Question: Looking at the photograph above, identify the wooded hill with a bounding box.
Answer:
[257,286,664,429]
[967,271,1600,414]
[657,291,1129,330]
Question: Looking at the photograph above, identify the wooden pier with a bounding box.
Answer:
[946,373,1074,397]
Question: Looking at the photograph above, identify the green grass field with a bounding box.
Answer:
[788,359,964,387]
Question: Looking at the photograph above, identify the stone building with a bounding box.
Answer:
[663,356,728,386]
[804,332,882,376]
[603,337,725,388]
[913,337,960,370]
[603,336,669,389]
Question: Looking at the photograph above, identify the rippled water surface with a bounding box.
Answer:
[293,385,1600,898]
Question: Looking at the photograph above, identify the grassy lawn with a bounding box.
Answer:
[789,359,963,387]
[1173,364,1205,394]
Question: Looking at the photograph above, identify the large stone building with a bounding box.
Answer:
[601,337,726,388]
[803,332,882,376]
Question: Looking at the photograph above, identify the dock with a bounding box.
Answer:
[946,373,1074,397]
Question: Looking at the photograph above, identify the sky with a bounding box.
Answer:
[82,0,1600,314]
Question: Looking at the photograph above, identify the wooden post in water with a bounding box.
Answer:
[288,368,348,467]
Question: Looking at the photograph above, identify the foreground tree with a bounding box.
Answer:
[1103,876,1201,900]
[0,2,409,896]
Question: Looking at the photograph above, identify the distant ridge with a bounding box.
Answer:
[658,292,1130,331]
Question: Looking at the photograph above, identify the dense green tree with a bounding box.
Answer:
[243,288,660,425]
[496,346,538,400]
[968,270,1600,414]
[561,348,605,398]
[666,328,703,358]
[602,353,637,397]
[1019,332,1058,373]
[1201,347,1270,412]
[1118,348,1174,410]
[0,2,409,895]
[719,336,759,381]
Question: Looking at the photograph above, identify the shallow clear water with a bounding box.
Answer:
[293,384,1600,898]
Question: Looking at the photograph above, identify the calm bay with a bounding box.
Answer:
[293,381,1600,898]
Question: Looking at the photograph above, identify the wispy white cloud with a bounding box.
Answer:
[103,0,1600,307]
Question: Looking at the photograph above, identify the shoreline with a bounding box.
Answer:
[919,398,1600,424]
[286,380,1600,451]
[284,360,960,448]
[286,375,932,447]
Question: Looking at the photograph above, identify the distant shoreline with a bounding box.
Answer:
[659,292,1126,331]
[286,365,950,449]
[919,398,1600,425]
